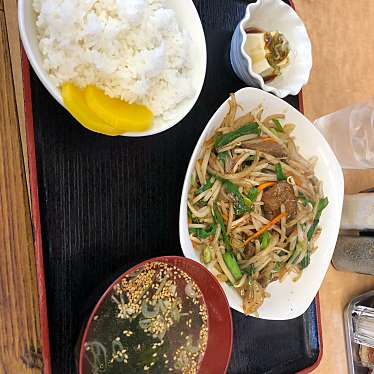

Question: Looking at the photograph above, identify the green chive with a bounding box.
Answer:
[260,231,270,250]
[189,224,217,239]
[307,197,329,240]
[222,252,242,281]
[247,187,259,202]
[196,176,216,195]
[214,123,260,150]
[275,163,287,181]
[272,118,284,132]
[213,203,231,250]
[202,246,212,264]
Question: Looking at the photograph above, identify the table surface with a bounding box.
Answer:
[1,0,374,373]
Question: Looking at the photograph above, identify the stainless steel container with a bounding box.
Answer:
[345,290,374,374]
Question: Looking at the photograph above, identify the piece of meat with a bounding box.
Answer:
[369,347,374,364]
[242,141,287,158]
[243,243,256,259]
[262,181,297,221]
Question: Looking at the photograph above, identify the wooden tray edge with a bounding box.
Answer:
[21,48,52,374]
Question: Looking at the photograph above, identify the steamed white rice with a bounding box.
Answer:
[33,0,195,121]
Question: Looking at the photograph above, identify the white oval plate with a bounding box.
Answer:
[179,87,344,320]
[18,0,207,137]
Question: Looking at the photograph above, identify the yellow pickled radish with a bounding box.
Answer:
[61,83,124,136]
[84,85,153,132]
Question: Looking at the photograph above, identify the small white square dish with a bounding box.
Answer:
[230,0,312,98]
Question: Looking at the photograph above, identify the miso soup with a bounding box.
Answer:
[83,262,208,374]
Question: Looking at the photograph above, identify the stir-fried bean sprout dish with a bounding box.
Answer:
[187,94,329,315]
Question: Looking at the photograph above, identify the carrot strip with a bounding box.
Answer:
[244,212,286,245]
[257,182,276,191]
[294,176,302,186]
[261,136,277,143]
[293,175,302,186]
[222,213,229,223]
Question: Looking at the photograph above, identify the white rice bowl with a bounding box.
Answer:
[32,0,197,125]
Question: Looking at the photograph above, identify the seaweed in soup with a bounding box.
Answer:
[83,262,208,374]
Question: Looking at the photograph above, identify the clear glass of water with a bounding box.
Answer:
[314,100,374,169]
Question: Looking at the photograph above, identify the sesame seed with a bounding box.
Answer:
[103,262,208,373]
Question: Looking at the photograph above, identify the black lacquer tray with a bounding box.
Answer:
[24,0,321,372]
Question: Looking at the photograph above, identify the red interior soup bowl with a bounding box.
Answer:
[79,256,233,373]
